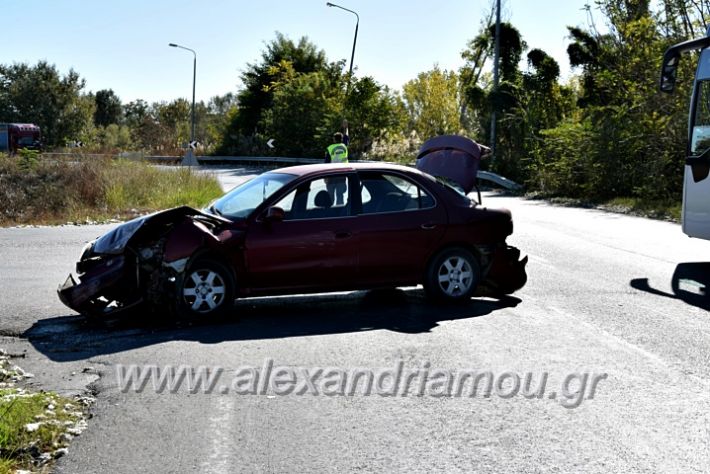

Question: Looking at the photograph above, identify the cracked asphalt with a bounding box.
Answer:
[1,166,709,473]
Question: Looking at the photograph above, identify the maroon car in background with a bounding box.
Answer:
[58,162,527,319]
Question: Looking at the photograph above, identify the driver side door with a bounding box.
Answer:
[243,173,359,293]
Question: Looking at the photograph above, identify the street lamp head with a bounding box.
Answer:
[326,2,334,6]
[168,43,178,47]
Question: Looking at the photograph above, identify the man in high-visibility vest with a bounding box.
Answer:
[325,132,348,163]
[324,132,349,205]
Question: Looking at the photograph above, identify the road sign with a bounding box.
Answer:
[188,140,199,150]
[267,138,275,149]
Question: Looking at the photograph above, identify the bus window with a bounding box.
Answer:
[691,80,710,155]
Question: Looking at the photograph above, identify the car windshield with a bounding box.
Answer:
[210,172,297,219]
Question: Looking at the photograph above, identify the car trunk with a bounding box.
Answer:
[415,135,489,194]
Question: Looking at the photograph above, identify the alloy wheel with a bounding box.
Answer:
[437,256,475,297]
[182,268,227,314]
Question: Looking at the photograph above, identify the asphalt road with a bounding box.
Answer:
[1,166,709,473]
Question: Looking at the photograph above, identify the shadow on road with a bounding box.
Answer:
[25,288,521,362]
[631,262,710,311]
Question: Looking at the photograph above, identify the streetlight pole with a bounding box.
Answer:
[169,42,197,166]
[326,2,359,83]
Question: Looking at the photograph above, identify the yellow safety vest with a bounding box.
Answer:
[327,143,349,163]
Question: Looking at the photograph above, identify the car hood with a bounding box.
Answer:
[92,206,230,255]
[416,135,489,194]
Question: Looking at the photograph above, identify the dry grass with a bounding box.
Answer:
[0,154,223,226]
[601,197,681,222]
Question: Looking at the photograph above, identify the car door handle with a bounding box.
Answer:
[335,231,352,239]
[421,223,437,230]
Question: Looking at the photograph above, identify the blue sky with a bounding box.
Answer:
[4,0,601,104]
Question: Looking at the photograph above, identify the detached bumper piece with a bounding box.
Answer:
[477,245,528,296]
[57,255,139,316]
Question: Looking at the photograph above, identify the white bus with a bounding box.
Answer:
[661,29,710,239]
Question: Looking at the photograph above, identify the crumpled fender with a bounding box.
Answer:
[163,218,221,263]
[93,206,231,255]
[162,218,247,278]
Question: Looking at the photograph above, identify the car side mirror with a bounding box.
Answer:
[263,206,285,223]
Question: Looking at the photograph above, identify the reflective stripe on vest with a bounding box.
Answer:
[327,143,349,163]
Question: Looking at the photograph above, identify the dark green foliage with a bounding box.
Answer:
[217,32,405,158]
[0,61,89,146]
[234,34,328,135]
[490,22,526,83]
[343,77,406,155]
[528,1,696,202]
[94,89,122,127]
[458,0,702,207]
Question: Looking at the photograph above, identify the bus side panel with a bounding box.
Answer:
[683,48,710,239]
[683,166,710,239]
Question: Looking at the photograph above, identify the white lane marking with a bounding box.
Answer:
[199,396,236,474]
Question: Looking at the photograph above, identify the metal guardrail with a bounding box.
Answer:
[190,157,522,191]
[36,152,522,191]
[36,153,321,165]
[477,171,523,191]
[193,156,322,165]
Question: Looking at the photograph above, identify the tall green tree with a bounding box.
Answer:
[262,70,341,157]
[0,61,90,146]
[217,32,404,158]
[342,77,407,157]
[402,67,462,140]
[236,33,328,134]
[460,16,575,183]
[529,0,705,201]
[217,33,332,155]
[93,89,122,127]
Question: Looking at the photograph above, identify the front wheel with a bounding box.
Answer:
[174,258,235,319]
[424,248,481,302]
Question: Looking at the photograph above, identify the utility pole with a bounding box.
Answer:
[490,0,501,166]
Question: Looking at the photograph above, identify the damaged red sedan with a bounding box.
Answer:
[58,139,527,319]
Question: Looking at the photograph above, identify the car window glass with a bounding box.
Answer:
[275,176,351,220]
[213,172,296,219]
[359,172,434,214]
[275,189,296,213]
[361,185,372,207]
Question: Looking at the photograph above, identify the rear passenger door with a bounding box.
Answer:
[355,171,447,286]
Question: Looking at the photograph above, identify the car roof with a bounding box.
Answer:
[273,162,429,178]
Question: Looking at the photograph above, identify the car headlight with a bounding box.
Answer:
[80,241,95,261]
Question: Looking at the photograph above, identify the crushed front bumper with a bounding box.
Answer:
[478,245,528,296]
[57,255,129,314]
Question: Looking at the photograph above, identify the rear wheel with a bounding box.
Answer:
[174,258,235,319]
[424,248,481,302]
